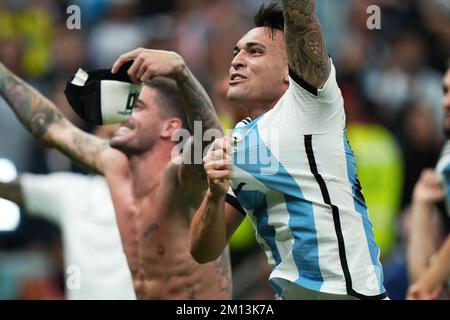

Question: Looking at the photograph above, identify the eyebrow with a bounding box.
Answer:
[233,42,266,53]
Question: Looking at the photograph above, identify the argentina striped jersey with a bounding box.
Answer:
[226,61,387,299]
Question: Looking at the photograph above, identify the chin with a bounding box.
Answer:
[109,135,128,150]
[109,140,124,151]
[227,89,247,106]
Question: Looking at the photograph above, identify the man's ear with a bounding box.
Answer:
[284,70,289,84]
[161,118,183,139]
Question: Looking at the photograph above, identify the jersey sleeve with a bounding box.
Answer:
[282,59,345,134]
[288,58,341,103]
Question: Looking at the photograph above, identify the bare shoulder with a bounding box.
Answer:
[100,147,129,177]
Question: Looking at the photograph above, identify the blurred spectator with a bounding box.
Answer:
[398,102,443,208]
[0,0,59,78]
[406,67,450,300]
[343,83,404,258]
[382,208,411,300]
[87,0,146,68]
[363,31,444,129]
[0,126,136,300]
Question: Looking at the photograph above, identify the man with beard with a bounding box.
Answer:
[0,49,231,300]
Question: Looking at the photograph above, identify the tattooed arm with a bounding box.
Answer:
[190,137,243,263]
[175,65,223,175]
[190,193,244,264]
[111,49,223,181]
[282,0,330,89]
[0,180,23,206]
[0,63,118,175]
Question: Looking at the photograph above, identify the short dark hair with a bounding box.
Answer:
[254,3,284,33]
[145,77,188,131]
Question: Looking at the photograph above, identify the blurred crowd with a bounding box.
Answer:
[0,0,449,300]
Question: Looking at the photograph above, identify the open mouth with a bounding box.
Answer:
[115,121,135,135]
[229,74,247,85]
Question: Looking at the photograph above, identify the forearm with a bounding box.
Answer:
[175,66,222,138]
[407,200,437,281]
[0,180,23,206]
[428,235,450,284]
[282,0,330,88]
[0,63,112,174]
[190,190,227,263]
[415,235,450,292]
[0,63,64,144]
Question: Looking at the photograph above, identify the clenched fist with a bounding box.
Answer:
[203,136,233,197]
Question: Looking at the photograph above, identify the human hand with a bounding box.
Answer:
[111,48,186,83]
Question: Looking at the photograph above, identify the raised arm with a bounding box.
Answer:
[282,0,330,89]
[112,49,223,179]
[407,170,445,282]
[0,63,118,175]
[190,137,244,263]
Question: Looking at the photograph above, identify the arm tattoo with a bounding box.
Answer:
[0,63,111,174]
[0,180,24,206]
[176,66,221,137]
[283,0,330,88]
[0,64,62,139]
[57,130,111,174]
[201,207,212,224]
[176,67,223,175]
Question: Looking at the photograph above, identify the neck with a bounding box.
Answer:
[248,105,272,119]
[246,98,280,120]
[128,141,174,199]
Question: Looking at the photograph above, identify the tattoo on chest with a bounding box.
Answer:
[143,223,159,237]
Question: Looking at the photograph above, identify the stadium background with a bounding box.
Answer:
[0,0,449,300]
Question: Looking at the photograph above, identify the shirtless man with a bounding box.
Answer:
[0,49,231,300]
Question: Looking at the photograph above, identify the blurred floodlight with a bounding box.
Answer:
[0,198,20,231]
[0,158,18,183]
[0,158,20,231]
